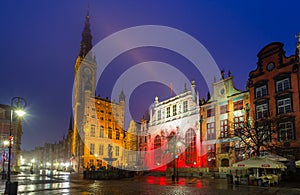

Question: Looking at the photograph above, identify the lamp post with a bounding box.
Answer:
[5,97,26,195]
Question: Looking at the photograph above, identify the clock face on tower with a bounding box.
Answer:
[267,62,275,71]
[84,67,92,75]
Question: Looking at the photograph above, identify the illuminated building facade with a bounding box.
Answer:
[123,120,139,168]
[248,38,300,161]
[71,13,125,172]
[142,81,201,171]
[200,73,250,169]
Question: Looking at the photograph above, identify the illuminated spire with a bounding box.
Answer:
[78,11,92,58]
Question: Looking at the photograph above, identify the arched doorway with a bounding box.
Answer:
[221,158,229,167]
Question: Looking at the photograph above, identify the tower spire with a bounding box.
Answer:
[75,10,93,73]
[78,11,93,58]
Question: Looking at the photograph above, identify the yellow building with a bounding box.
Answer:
[123,120,139,168]
[71,13,125,173]
[201,72,250,170]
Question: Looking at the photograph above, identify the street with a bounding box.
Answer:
[1,173,300,195]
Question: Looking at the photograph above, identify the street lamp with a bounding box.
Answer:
[5,97,26,195]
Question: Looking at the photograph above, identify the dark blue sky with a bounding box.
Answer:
[0,0,299,150]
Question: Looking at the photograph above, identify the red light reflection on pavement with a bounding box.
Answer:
[146,176,167,186]
[195,181,203,188]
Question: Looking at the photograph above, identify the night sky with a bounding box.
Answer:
[0,0,299,150]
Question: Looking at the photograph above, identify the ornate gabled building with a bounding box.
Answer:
[123,120,139,168]
[200,72,250,169]
[141,81,201,171]
[248,38,300,161]
[71,13,125,172]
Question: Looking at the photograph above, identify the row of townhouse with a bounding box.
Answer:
[135,36,300,172]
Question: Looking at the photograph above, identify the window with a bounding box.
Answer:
[115,146,119,156]
[207,108,215,117]
[154,136,161,164]
[90,143,95,155]
[108,127,112,139]
[256,103,268,118]
[166,107,170,118]
[278,121,294,142]
[157,110,161,120]
[90,125,95,137]
[185,129,196,165]
[277,97,292,114]
[183,101,188,113]
[221,143,230,154]
[207,145,216,167]
[99,126,104,138]
[220,119,228,138]
[234,116,244,136]
[255,85,267,98]
[220,105,228,114]
[116,131,120,140]
[235,142,245,162]
[207,122,215,140]
[99,144,104,155]
[276,78,290,92]
[173,105,177,116]
[234,100,243,110]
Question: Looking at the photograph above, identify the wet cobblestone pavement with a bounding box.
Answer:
[1,173,300,195]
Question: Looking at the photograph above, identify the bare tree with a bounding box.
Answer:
[230,104,283,158]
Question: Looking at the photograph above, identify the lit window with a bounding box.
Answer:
[115,146,119,156]
[166,107,170,118]
[207,122,215,140]
[256,103,268,118]
[154,135,161,164]
[221,143,229,154]
[90,125,95,137]
[157,110,161,120]
[90,143,95,155]
[99,144,104,155]
[276,78,290,92]
[234,100,243,110]
[108,127,112,139]
[234,116,244,136]
[207,144,216,167]
[277,97,292,114]
[116,131,120,140]
[183,101,188,113]
[278,121,294,142]
[220,105,228,114]
[207,108,215,117]
[99,126,104,137]
[220,119,228,138]
[255,85,268,98]
[185,129,196,165]
[173,105,177,116]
